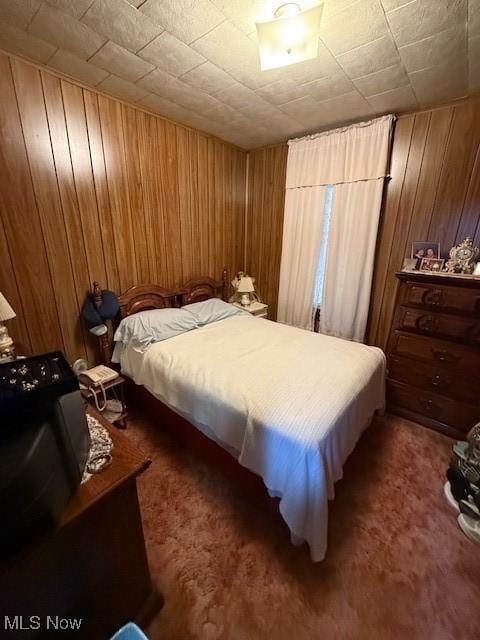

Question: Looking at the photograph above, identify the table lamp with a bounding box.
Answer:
[0,291,16,360]
[237,276,256,306]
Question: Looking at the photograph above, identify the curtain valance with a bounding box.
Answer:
[285,115,394,189]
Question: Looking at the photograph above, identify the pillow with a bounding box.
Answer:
[183,298,246,326]
[114,307,198,350]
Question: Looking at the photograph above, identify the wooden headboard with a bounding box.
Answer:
[93,269,228,364]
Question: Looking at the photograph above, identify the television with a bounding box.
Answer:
[0,352,90,558]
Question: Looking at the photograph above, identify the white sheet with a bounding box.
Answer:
[116,316,386,561]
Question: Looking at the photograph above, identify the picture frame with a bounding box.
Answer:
[402,258,418,271]
[419,257,445,273]
[411,241,440,261]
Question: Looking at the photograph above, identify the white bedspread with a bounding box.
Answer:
[117,316,386,561]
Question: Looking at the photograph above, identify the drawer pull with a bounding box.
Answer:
[419,398,438,412]
[423,288,444,306]
[429,374,448,389]
[418,315,439,332]
[432,349,458,364]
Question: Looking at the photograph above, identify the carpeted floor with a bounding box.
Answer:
[124,410,479,640]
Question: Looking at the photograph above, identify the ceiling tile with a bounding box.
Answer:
[97,73,149,102]
[279,94,331,126]
[282,42,342,85]
[206,103,250,126]
[0,0,42,29]
[320,0,389,55]
[215,82,274,117]
[319,90,375,123]
[301,72,355,101]
[353,63,410,97]
[89,40,154,82]
[337,35,401,78]
[380,0,412,9]
[190,20,258,74]
[140,0,225,45]
[0,21,56,63]
[386,0,468,48]
[45,0,95,20]
[209,0,324,36]
[256,79,312,105]
[140,92,191,120]
[256,111,304,137]
[29,3,106,58]
[367,84,419,113]
[208,0,266,35]
[138,31,205,76]
[138,67,221,112]
[48,48,109,85]
[82,0,163,52]
[180,61,235,95]
[399,25,467,73]
[409,59,468,106]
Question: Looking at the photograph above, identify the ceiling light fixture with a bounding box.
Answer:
[256,2,323,71]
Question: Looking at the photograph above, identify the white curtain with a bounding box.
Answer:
[277,186,327,329]
[319,180,385,341]
[277,115,394,340]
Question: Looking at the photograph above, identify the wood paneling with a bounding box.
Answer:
[368,98,480,350]
[0,51,246,363]
[245,99,480,342]
[245,145,288,320]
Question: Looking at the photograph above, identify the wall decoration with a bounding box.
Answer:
[419,258,445,272]
[444,237,479,274]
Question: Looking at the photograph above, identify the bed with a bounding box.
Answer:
[95,273,386,561]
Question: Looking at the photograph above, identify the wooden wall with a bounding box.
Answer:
[245,98,480,348]
[245,145,288,320]
[367,98,480,350]
[0,52,246,363]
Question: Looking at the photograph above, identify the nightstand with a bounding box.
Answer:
[233,301,268,318]
[80,375,128,429]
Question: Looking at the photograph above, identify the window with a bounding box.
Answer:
[312,184,334,311]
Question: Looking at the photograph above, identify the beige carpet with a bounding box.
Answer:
[125,411,479,640]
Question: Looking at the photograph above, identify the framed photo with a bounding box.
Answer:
[402,257,418,271]
[419,257,445,272]
[411,241,440,261]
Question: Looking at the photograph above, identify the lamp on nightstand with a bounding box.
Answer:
[0,292,16,361]
[237,276,256,307]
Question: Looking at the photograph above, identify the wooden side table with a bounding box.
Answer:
[80,374,128,428]
[0,407,161,639]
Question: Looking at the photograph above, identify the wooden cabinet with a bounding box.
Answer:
[386,272,480,439]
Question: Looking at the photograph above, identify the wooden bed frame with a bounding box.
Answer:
[91,270,279,509]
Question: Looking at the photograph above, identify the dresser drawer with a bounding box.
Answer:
[388,355,480,405]
[402,281,480,316]
[387,380,479,433]
[390,332,480,375]
[398,307,480,343]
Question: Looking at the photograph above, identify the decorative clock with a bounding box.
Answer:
[444,237,479,274]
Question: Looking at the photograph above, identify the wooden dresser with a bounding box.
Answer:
[386,271,480,439]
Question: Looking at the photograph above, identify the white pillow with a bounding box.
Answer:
[114,307,198,350]
[183,298,246,325]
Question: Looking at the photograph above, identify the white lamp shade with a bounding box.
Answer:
[237,276,255,293]
[0,292,15,321]
[256,5,323,71]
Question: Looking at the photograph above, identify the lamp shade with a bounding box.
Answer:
[237,276,255,293]
[0,292,15,321]
[256,4,323,71]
